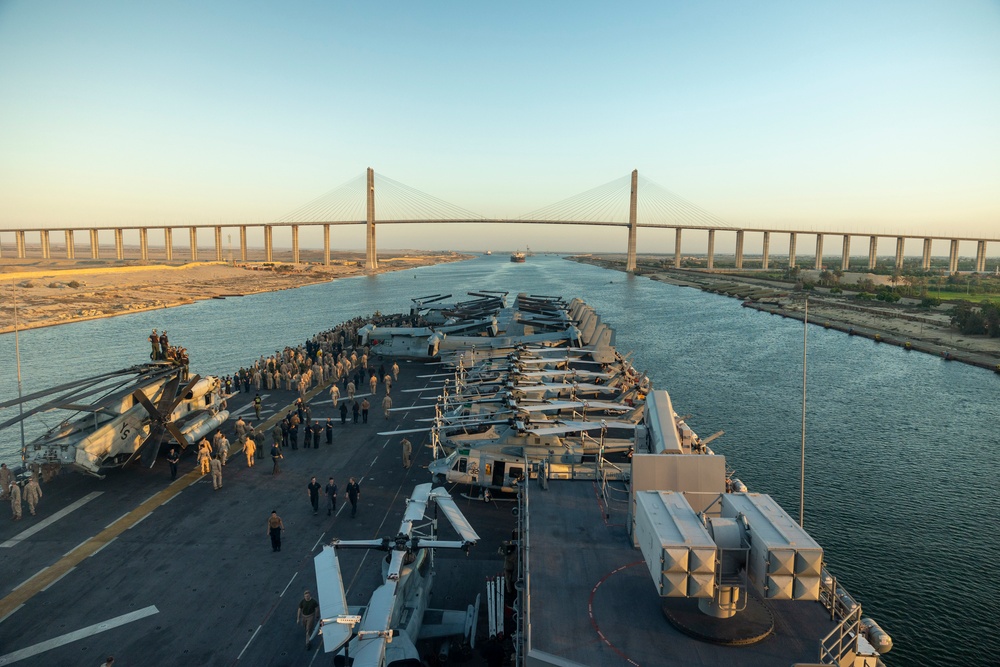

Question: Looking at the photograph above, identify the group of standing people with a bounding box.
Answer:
[3,463,44,521]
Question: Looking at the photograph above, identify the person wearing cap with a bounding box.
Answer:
[158,331,169,360]
[10,482,22,521]
[24,476,42,515]
[149,329,159,360]
[210,455,223,490]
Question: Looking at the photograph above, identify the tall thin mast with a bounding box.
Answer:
[13,283,27,468]
[800,296,808,527]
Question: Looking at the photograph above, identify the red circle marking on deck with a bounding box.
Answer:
[587,560,645,667]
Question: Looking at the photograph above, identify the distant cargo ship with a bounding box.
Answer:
[510,250,526,263]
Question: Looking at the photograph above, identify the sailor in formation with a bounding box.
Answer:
[9,482,22,521]
[24,477,42,515]
[210,455,223,490]
[401,437,412,469]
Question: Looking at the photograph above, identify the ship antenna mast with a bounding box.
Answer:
[800,296,808,528]
[13,282,27,469]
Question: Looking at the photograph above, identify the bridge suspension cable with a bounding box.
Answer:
[636,174,734,230]
[274,171,487,223]
[516,172,734,229]
[518,175,633,223]
[275,173,368,223]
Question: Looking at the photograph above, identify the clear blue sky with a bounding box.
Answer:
[1,1,998,253]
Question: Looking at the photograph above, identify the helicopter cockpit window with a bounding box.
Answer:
[453,458,467,473]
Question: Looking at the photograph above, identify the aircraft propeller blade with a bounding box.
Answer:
[165,421,191,450]
[138,423,166,468]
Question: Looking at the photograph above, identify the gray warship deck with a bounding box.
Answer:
[523,480,844,666]
[0,364,512,666]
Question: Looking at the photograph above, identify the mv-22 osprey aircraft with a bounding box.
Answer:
[313,483,481,666]
[0,361,228,477]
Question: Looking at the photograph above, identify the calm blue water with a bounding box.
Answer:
[1,255,997,666]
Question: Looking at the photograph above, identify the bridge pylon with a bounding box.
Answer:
[625,169,638,272]
[365,167,378,272]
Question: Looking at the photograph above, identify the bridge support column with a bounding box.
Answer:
[264,226,273,262]
[239,226,248,261]
[868,236,877,270]
[976,240,986,273]
[761,231,770,270]
[140,228,149,261]
[625,169,638,273]
[948,239,959,274]
[291,225,300,264]
[788,232,797,268]
[114,228,124,259]
[65,230,75,259]
[41,230,50,259]
[814,234,823,270]
[673,228,682,268]
[215,226,223,261]
[894,237,904,271]
[164,228,173,261]
[189,227,198,261]
[707,230,715,270]
[16,230,26,258]
[841,235,850,271]
[90,229,100,259]
[922,238,932,271]
[734,230,744,269]
[365,167,378,272]
[323,224,331,265]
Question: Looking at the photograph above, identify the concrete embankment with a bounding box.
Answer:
[569,256,1000,375]
[741,300,1000,373]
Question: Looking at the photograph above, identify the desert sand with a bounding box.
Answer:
[0,251,470,334]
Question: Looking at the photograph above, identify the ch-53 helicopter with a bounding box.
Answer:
[0,361,228,478]
[313,483,481,666]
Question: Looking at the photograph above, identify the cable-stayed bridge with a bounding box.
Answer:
[1,169,996,274]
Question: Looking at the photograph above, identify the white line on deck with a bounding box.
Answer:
[0,492,104,549]
[104,512,129,529]
[40,567,75,592]
[127,513,151,529]
[0,604,24,626]
[237,624,262,661]
[88,537,117,558]
[0,605,158,665]
[279,572,298,598]
[10,569,47,593]
[311,532,326,551]
[62,537,90,559]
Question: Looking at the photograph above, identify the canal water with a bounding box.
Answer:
[1,254,997,665]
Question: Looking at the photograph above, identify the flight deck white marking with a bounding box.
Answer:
[1,492,104,548]
[40,567,75,592]
[128,513,151,529]
[0,605,159,664]
[311,532,326,551]
[88,537,117,558]
[237,624,262,660]
[0,604,24,625]
[279,572,298,598]
[62,538,91,558]
[10,569,47,593]
[104,512,129,529]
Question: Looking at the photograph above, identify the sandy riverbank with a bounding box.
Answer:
[571,254,1000,370]
[0,250,470,334]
